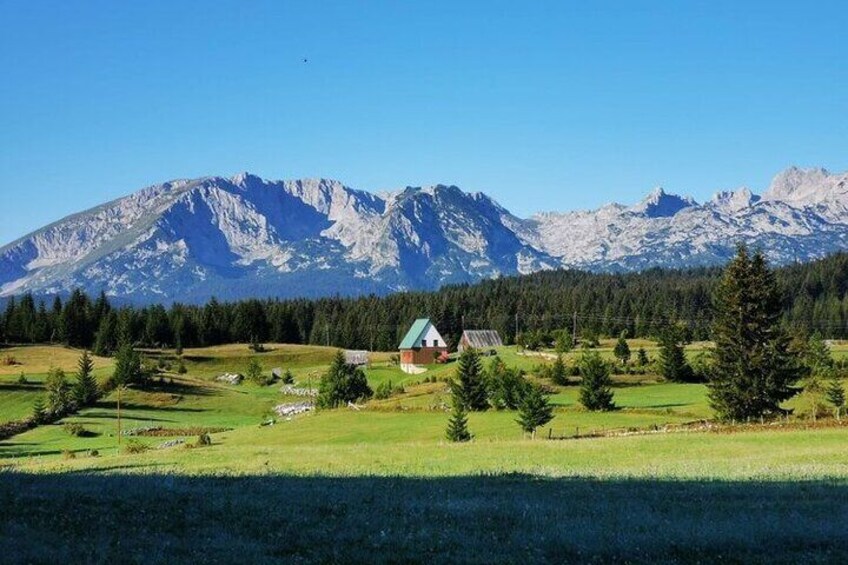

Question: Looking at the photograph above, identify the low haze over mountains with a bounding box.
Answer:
[1,166,846,303]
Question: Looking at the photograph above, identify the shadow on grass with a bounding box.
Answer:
[0,382,43,392]
[78,411,176,423]
[0,471,846,563]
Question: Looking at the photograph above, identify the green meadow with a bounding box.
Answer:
[2,342,848,562]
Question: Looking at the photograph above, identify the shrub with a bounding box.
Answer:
[123,440,148,454]
[282,369,295,384]
[89,449,100,457]
[63,422,91,437]
[17,373,28,385]
[195,432,212,447]
[246,358,275,385]
[177,360,187,374]
[62,450,76,460]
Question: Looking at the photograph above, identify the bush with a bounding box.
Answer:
[123,439,148,454]
[63,422,91,437]
[177,359,187,374]
[374,380,405,400]
[89,449,100,457]
[282,369,295,384]
[17,373,27,385]
[195,432,212,447]
[62,450,76,460]
[246,358,275,385]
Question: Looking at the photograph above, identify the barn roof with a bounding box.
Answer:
[461,330,503,349]
[399,318,431,349]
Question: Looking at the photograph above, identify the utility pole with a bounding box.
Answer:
[572,311,578,347]
[116,385,123,446]
[514,312,519,342]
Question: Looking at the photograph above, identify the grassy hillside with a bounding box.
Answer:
[2,342,848,562]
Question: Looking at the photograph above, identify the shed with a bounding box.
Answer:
[399,318,448,373]
[457,330,503,353]
[344,350,369,367]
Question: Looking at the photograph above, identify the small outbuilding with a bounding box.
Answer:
[344,350,369,367]
[457,330,503,353]
[399,318,448,373]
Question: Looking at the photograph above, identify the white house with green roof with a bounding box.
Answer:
[399,318,448,373]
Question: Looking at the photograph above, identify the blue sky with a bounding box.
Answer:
[1,0,846,245]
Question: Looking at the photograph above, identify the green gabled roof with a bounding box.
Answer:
[399,318,431,349]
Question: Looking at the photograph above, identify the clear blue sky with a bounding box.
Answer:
[1,0,846,245]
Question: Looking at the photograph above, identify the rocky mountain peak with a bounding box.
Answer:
[631,187,697,218]
[1,166,847,303]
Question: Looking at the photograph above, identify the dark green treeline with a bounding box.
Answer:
[2,253,847,353]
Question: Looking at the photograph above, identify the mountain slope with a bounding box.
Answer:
[1,166,847,302]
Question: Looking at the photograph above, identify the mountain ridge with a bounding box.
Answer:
[2,166,847,303]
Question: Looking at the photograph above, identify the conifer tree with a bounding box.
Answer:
[74,350,99,407]
[516,384,554,438]
[636,347,649,367]
[579,349,615,411]
[826,373,845,420]
[31,396,47,424]
[93,311,118,357]
[316,350,372,409]
[804,332,833,374]
[113,342,143,387]
[658,325,692,382]
[613,331,631,365]
[454,348,489,411]
[550,353,568,385]
[445,392,471,442]
[708,246,799,421]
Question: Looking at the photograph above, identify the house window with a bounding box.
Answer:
[433,339,439,347]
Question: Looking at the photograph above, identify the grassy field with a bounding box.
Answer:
[2,341,848,562]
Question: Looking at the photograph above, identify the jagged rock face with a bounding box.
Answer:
[1,167,847,303]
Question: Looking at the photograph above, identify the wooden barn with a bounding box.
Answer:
[457,329,503,353]
[399,318,448,373]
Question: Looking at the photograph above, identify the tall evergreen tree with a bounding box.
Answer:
[74,350,99,407]
[579,350,615,411]
[112,342,143,387]
[613,331,631,365]
[826,372,845,420]
[708,246,800,421]
[658,325,693,382]
[636,347,649,367]
[453,348,489,411]
[516,384,554,438]
[550,353,568,385]
[445,390,472,442]
[93,311,119,357]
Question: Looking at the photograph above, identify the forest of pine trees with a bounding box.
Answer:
[1,253,847,353]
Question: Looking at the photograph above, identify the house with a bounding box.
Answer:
[457,330,503,354]
[399,318,448,373]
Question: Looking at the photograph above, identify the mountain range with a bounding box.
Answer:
[1,166,846,303]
